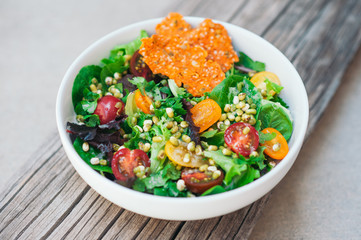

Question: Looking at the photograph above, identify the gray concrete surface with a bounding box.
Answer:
[1,0,360,239]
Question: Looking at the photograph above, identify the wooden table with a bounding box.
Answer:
[1,0,361,239]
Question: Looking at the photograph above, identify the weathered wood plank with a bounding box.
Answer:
[0,145,74,239]
[234,194,271,239]
[189,0,248,22]
[207,203,257,240]
[1,0,361,239]
[174,217,220,240]
[230,0,291,35]
[135,219,183,240]
[290,0,361,136]
[0,132,62,209]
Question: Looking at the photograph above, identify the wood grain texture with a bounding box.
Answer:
[1,0,361,239]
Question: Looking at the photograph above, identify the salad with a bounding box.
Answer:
[67,13,293,197]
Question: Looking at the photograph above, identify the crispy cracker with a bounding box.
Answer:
[155,12,192,37]
[189,19,239,72]
[139,13,236,96]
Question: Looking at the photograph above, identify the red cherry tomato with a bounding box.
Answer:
[111,148,150,182]
[181,169,224,194]
[93,96,124,125]
[130,50,153,81]
[224,122,259,157]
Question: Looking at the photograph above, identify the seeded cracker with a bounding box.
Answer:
[189,19,239,72]
[139,13,239,96]
[155,12,191,37]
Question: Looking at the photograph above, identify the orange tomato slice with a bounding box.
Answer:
[250,71,281,96]
[190,99,222,133]
[165,141,204,168]
[261,128,289,160]
[134,89,153,114]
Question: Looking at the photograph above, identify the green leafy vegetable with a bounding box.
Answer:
[259,131,277,144]
[258,100,293,140]
[72,65,102,113]
[201,185,226,196]
[242,79,263,119]
[209,75,262,116]
[168,79,186,97]
[247,146,267,170]
[155,97,187,117]
[83,114,100,127]
[149,120,171,172]
[265,79,283,100]
[236,52,265,72]
[124,92,139,127]
[225,165,260,190]
[200,130,218,138]
[112,30,148,57]
[210,74,246,109]
[102,30,149,64]
[272,95,289,108]
[133,162,187,197]
[160,86,172,95]
[73,137,112,173]
[204,150,247,185]
[129,77,147,94]
[143,163,180,189]
[100,60,128,92]
[201,131,225,146]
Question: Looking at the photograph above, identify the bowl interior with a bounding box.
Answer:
[56,17,309,220]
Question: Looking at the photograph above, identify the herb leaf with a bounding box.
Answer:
[259,131,277,144]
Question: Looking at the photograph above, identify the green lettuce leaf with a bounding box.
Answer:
[258,100,293,141]
[100,60,128,92]
[149,119,171,173]
[168,79,186,97]
[210,74,245,109]
[73,137,112,173]
[112,30,148,57]
[236,52,265,72]
[72,65,102,113]
[225,165,260,190]
[204,150,247,185]
[201,185,226,196]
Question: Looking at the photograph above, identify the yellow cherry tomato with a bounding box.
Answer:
[250,71,281,97]
[165,141,204,168]
[261,128,289,160]
[190,99,222,133]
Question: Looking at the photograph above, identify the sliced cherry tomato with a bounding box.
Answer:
[134,89,153,114]
[111,148,150,182]
[250,71,281,97]
[130,50,153,81]
[261,128,289,160]
[181,168,224,194]
[165,141,204,168]
[190,99,222,133]
[224,122,259,157]
[94,96,124,125]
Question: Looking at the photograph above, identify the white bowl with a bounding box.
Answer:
[56,17,309,221]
